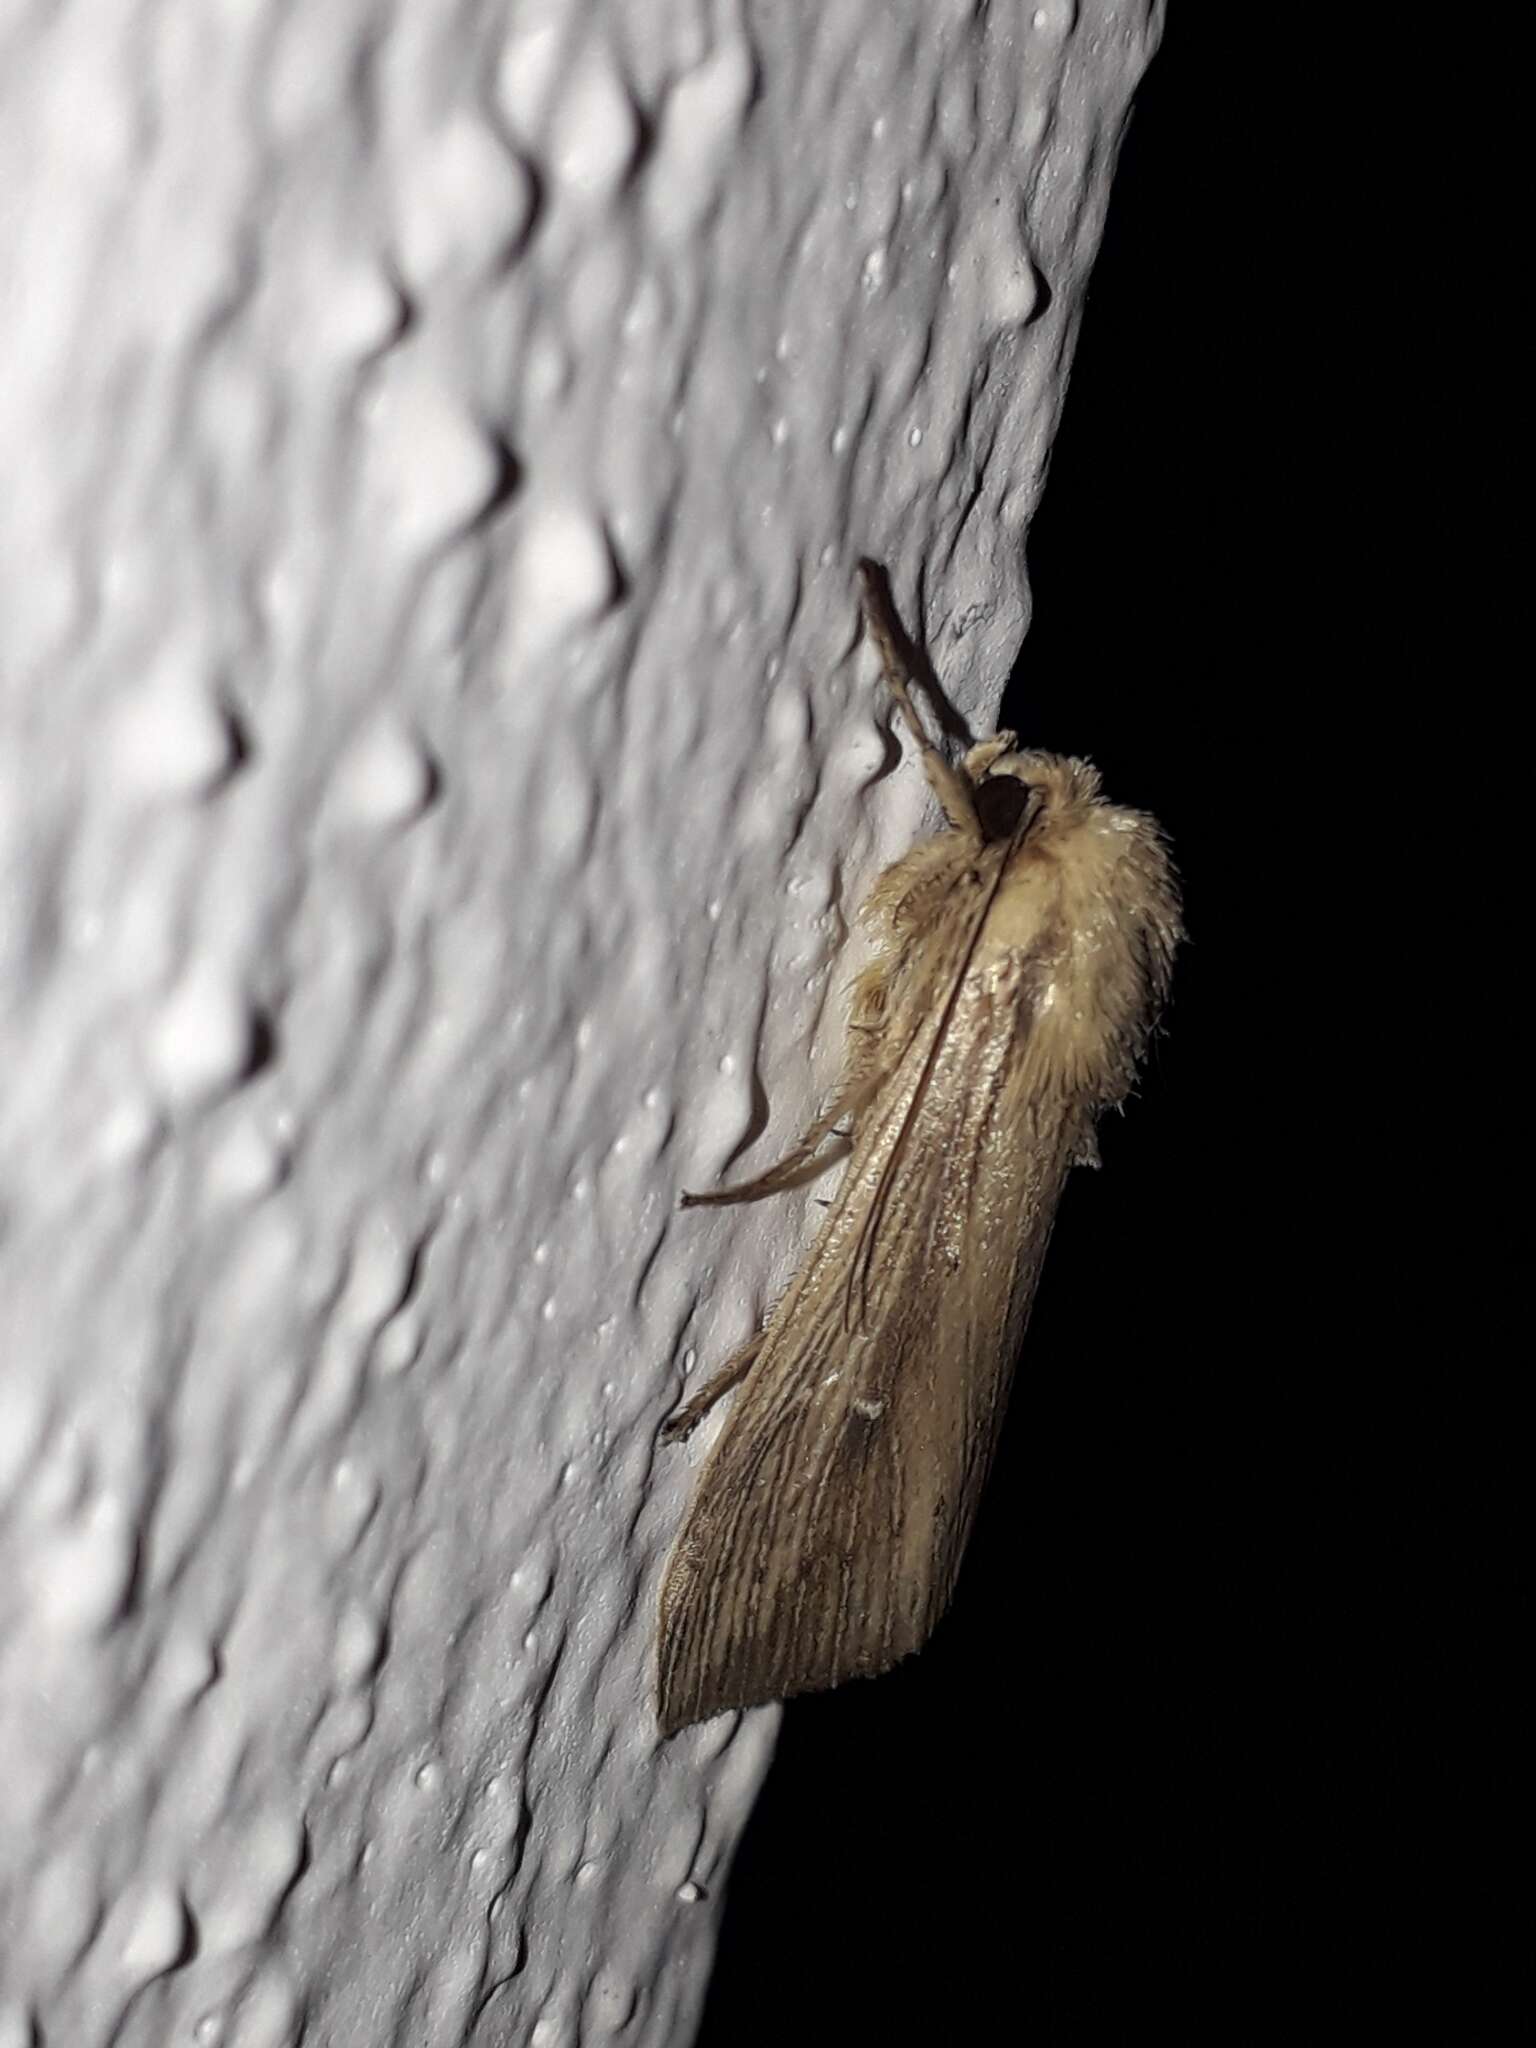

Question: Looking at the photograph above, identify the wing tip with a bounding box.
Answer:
[656,1620,937,1737]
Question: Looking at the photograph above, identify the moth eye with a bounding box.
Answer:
[977,774,1034,840]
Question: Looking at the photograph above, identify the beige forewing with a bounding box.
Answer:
[657,764,1179,1736]
[657,842,1083,1734]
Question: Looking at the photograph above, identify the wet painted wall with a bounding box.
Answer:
[0,3,1163,2042]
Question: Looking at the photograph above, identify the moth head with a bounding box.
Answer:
[977,751,1103,840]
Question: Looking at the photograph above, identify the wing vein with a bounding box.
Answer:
[846,827,1025,1331]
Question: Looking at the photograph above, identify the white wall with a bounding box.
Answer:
[0,3,1163,2042]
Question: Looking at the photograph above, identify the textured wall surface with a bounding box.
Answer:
[0,2,1162,2043]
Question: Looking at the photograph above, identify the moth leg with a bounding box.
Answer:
[681,1069,882,1208]
[661,1330,766,1442]
[963,732,1018,781]
[856,560,983,842]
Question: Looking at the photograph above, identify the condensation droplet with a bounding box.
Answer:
[315,262,404,360]
[147,968,259,1108]
[341,1212,416,1329]
[205,1119,285,1204]
[548,52,640,200]
[156,1631,218,1707]
[395,114,536,284]
[324,1460,380,1554]
[112,658,238,800]
[332,718,435,830]
[332,1604,385,1687]
[367,370,505,552]
[94,1094,159,1172]
[374,1315,420,1376]
[34,1491,137,1637]
[120,1883,190,1981]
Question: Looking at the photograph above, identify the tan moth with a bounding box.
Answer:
[657,560,1181,1737]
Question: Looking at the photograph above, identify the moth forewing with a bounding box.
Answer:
[656,567,1180,1738]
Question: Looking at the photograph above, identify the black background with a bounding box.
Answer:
[691,12,1475,2046]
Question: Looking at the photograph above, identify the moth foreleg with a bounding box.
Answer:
[679,1069,880,1208]
[962,732,1019,781]
[661,1330,766,1441]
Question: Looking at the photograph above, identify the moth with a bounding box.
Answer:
[656,560,1181,1737]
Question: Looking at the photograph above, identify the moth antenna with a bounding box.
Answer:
[856,559,984,841]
